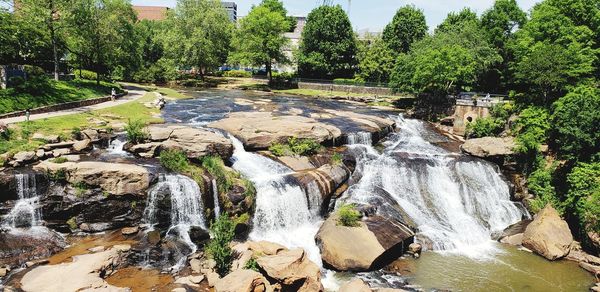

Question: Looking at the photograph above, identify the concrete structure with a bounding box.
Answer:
[222,1,237,22]
[133,6,169,21]
[452,92,509,135]
[278,16,307,72]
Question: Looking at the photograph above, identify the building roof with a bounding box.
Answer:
[133,6,169,21]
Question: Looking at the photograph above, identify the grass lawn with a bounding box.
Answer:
[0,79,122,114]
[0,92,162,156]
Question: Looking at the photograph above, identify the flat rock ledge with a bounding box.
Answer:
[461,136,516,159]
[126,125,233,161]
[34,161,153,196]
[315,213,414,271]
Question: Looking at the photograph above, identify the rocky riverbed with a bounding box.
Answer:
[0,89,597,292]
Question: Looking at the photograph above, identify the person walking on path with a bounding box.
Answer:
[111,88,116,101]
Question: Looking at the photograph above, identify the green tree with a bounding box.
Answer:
[382,5,427,53]
[206,213,235,276]
[566,162,600,241]
[230,0,290,82]
[297,5,357,79]
[356,36,395,84]
[480,0,527,92]
[162,0,233,79]
[551,85,600,162]
[513,106,551,156]
[67,0,137,84]
[259,0,297,31]
[435,8,479,34]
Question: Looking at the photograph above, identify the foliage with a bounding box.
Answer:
[331,153,343,166]
[163,0,233,79]
[124,119,148,144]
[206,213,235,277]
[223,70,252,78]
[513,107,550,155]
[382,5,428,53]
[298,5,357,79]
[269,72,297,89]
[550,85,600,162]
[243,257,259,271]
[465,117,504,138]
[435,8,479,34]
[159,150,190,172]
[269,137,322,157]
[333,78,365,86]
[229,0,290,81]
[527,158,561,214]
[356,37,395,84]
[202,156,236,194]
[566,162,600,235]
[51,157,69,164]
[337,204,361,227]
[242,178,256,199]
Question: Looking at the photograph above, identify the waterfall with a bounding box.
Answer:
[106,135,130,157]
[143,174,206,269]
[346,131,373,145]
[228,135,323,265]
[342,116,525,257]
[3,174,42,228]
[211,179,220,218]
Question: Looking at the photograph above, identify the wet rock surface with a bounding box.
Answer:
[522,205,573,260]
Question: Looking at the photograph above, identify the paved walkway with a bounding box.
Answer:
[0,85,148,125]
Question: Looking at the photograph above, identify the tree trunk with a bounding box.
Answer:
[267,61,272,84]
[49,1,59,81]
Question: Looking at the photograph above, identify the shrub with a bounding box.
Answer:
[269,72,298,89]
[331,153,343,165]
[77,69,98,81]
[206,214,235,276]
[513,107,550,155]
[242,178,256,199]
[244,258,259,271]
[566,162,600,238]
[223,70,252,78]
[159,150,189,172]
[124,119,148,144]
[71,127,82,140]
[465,117,504,138]
[202,156,236,194]
[268,143,289,157]
[527,159,561,214]
[269,137,322,157]
[333,78,366,86]
[337,203,361,227]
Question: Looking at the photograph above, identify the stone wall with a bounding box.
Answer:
[297,82,395,96]
[452,105,491,135]
[0,92,127,120]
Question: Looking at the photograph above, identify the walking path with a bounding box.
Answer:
[0,85,148,125]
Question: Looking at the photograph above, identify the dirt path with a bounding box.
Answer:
[0,85,148,125]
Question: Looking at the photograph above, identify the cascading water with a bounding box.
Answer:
[341,115,526,257]
[3,173,42,228]
[144,174,206,269]
[228,136,323,265]
[346,131,373,145]
[211,179,220,218]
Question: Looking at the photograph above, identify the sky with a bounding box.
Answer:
[131,0,540,32]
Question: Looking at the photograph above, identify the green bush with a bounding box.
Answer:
[333,78,366,86]
[206,214,235,276]
[331,153,343,165]
[244,258,259,271]
[337,203,361,227]
[269,72,298,89]
[566,162,600,237]
[159,150,189,172]
[465,117,504,138]
[223,70,252,78]
[269,137,322,157]
[77,69,98,81]
[513,107,550,155]
[527,159,561,214]
[124,119,148,144]
[202,156,236,194]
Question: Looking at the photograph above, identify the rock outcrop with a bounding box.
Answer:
[315,214,414,271]
[522,205,573,260]
[461,137,515,159]
[256,248,322,292]
[0,228,66,267]
[126,125,233,161]
[20,245,130,292]
[214,269,272,292]
[339,279,372,292]
[34,161,153,196]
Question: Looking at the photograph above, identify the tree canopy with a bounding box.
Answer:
[382,5,428,53]
[297,5,356,79]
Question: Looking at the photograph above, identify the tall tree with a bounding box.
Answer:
[356,36,395,84]
[382,5,427,53]
[435,8,479,34]
[15,0,70,80]
[259,0,296,31]
[230,0,290,82]
[297,5,357,79]
[67,0,137,84]
[162,0,233,79]
[480,0,527,92]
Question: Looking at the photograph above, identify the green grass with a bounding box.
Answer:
[269,137,322,157]
[155,87,188,99]
[337,203,362,227]
[0,79,122,114]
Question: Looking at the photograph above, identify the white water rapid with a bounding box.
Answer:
[3,173,42,229]
[228,136,324,265]
[341,116,526,258]
[144,174,206,269]
[211,179,221,218]
[347,131,373,145]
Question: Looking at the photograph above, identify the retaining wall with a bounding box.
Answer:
[297,82,395,96]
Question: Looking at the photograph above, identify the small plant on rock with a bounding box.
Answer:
[159,149,189,172]
[244,257,259,271]
[51,157,69,164]
[206,213,235,277]
[337,203,362,227]
[124,119,148,144]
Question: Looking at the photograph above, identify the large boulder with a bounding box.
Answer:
[256,248,322,292]
[0,228,66,267]
[522,205,573,260]
[127,125,233,161]
[339,279,371,292]
[461,137,515,159]
[34,161,153,195]
[209,112,342,150]
[293,164,350,214]
[20,246,129,292]
[214,269,272,292]
[315,214,414,271]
